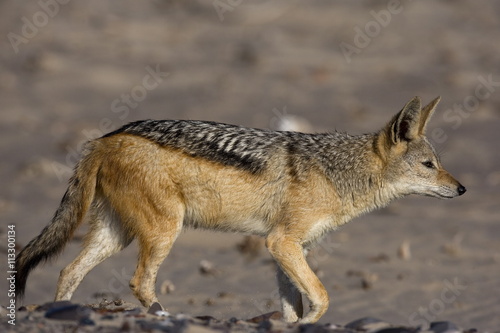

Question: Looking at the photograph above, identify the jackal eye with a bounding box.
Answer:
[422,161,435,169]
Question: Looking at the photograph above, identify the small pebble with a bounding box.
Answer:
[199,259,217,275]
[217,291,233,298]
[160,279,176,295]
[101,314,115,320]
[370,253,390,262]
[361,272,379,290]
[98,298,114,308]
[120,320,132,331]
[441,234,464,257]
[398,240,412,260]
[195,315,217,323]
[464,329,478,333]
[79,317,96,325]
[18,304,39,312]
[155,310,170,317]
[345,317,384,330]
[247,311,282,323]
[430,321,461,333]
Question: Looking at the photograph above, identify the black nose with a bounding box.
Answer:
[457,185,466,196]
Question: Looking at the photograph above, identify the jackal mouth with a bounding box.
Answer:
[430,187,460,199]
[436,193,456,199]
[424,192,454,199]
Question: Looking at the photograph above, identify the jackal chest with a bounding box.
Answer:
[301,216,338,246]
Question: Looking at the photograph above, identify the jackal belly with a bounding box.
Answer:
[176,158,284,235]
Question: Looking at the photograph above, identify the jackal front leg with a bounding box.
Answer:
[277,265,303,322]
[266,234,329,324]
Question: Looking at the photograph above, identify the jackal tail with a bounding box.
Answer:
[15,142,100,300]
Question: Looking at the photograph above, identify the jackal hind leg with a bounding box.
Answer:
[267,234,328,324]
[129,205,184,308]
[55,200,132,301]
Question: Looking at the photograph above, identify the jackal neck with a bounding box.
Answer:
[306,132,397,213]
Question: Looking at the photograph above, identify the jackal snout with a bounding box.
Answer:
[437,169,466,198]
[399,160,466,200]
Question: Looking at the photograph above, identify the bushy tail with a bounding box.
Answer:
[15,143,100,300]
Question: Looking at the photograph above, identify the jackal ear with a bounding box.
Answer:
[418,96,440,135]
[387,96,422,144]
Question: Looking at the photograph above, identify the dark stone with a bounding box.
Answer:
[376,327,419,333]
[38,300,74,312]
[17,306,26,312]
[257,320,273,331]
[137,317,188,332]
[44,303,92,322]
[171,318,190,331]
[79,317,95,326]
[345,317,384,330]
[430,321,460,333]
[195,315,218,323]
[101,314,116,320]
[247,311,282,323]
[299,323,331,333]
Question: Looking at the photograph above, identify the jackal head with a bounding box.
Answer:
[377,96,466,199]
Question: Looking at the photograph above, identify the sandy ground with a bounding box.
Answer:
[1,1,499,331]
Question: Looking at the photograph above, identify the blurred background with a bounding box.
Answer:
[1,1,499,330]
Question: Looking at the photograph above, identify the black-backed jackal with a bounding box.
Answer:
[16,97,466,323]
